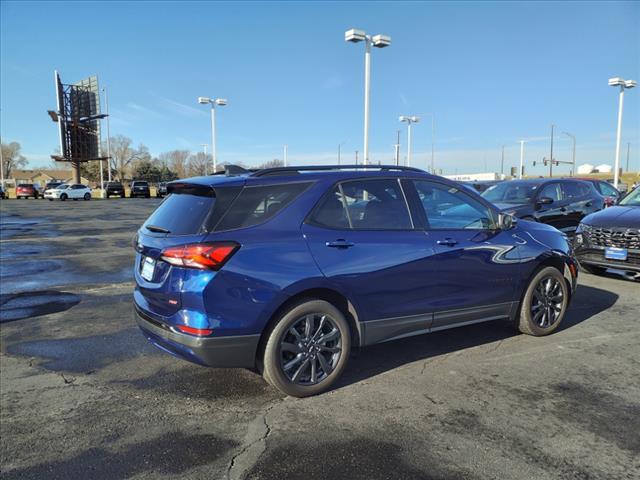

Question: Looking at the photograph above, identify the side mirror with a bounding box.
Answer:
[538,196,554,205]
[498,213,517,230]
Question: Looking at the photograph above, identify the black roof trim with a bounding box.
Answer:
[251,164,425,177]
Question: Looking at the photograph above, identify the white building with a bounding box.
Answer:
[577,163,594,174]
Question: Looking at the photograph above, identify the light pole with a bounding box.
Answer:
[501,145,505,176]
[102,87,112,182]
[562,132,576,176]
[345,28,391,165]
[399,115,419,166]
[626,142,631,172]
[200,144,209,174]
[393,130,400,166]
[198,96,227,173]
[283,145,288,166]
[338,141,347,165]
[518,140,526,179]
[609,77,636,188]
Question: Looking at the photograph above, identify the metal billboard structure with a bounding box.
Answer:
[49,71,108,183]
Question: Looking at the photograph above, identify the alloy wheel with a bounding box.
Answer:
[279,313,342,385]
[531,276,564,328]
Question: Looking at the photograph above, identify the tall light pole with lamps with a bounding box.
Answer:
[197,96,227,173]
[345,28,391,165]
[608,77,636,188]
[399,115,419,166]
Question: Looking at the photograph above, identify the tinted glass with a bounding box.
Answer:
[598,181,619,197]
[327,179,412,230]
[134,181,149,187]
[482,182,537,204]
[561,182,587,199]
[415,180,494,229]
[310,186,350,229]
[215,182,311,231]
[538,183,562,201]
[143,193,214,235]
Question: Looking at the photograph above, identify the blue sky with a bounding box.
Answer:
[1,0,639,175]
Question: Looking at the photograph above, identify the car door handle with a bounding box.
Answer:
[560,207,567,212]
[326,240,355,249]
[436,238,458,246]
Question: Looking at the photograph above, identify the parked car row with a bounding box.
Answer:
[2,181,169,200]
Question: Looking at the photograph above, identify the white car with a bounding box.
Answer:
[44,183,92,201]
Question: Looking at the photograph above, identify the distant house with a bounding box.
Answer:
[6,169,90,189]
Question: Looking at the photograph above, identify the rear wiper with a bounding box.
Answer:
[145,225,171,233]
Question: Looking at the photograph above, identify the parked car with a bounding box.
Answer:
[156,182,168,198]
[606,179,628,193]
[16,183,40,199]
[0,185,6,199]
[462,180,502,193]
[130,181,151,198]
[133,165,578,397]
[482,178,605,234]
[574,178,621,207]
[43,181,64,195]
[44,183,92,201]
[574,186,640,277]
[105,182,126,198]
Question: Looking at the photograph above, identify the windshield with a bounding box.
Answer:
[482,182,538,204]
[619,187,640,206]
[56,184,69,189]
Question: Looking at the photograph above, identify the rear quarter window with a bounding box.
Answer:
[214,182,311,231]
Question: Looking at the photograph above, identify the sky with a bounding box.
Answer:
[1,0,639,175]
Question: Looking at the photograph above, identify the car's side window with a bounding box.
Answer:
[538,183,562,201]
[599,182,619,197]
[561,182,583,199]
[413,180,494,230]
[310,179,413,230]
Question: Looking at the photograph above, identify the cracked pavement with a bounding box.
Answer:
[2,199,639,479]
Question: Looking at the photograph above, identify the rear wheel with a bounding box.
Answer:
[263,299,351,397]
[517,267,568,336]
[83,193,91,200]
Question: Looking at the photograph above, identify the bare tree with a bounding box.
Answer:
[187,152,209,177]
[107,135,149,180]
[1,141,28,178]
[257,159,285,169]
[158,150,190,179]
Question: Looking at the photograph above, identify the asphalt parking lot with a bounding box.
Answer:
[1,198,639,480]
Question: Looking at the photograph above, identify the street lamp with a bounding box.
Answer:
[198,96,227,173]
[345,28,391,165]
[608,77,636,188]
[399,116,419,166]
[562,132,576,176]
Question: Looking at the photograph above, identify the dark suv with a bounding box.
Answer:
[130,181,150,198]
[482,178,604,234]
[105,182,126,198]
[133,165,578,397]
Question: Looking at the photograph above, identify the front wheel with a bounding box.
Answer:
[60,194,67,201]
[516,267,569,336]
[263,299,351,397]
[84,193,91,200]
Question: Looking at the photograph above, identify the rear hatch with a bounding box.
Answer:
[134,181,242,318]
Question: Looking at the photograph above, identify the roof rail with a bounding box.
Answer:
[251,164,426,177]
[210,164,258,176]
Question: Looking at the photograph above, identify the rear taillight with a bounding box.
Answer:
[160,242,239,270]
[176,325,214,336]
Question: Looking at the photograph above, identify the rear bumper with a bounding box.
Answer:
[134,306,260,368]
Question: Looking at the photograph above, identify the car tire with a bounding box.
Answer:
[263,299,351,397]
[84,193,91,200]
[580,263,606,275]
[60,194,67,201]
[48,199,53,202]
[516,266,569,336]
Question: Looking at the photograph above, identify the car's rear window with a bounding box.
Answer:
[134,182,149,187]
[143,192,215,235]
[214,182,312,231]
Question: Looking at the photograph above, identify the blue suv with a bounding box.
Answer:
[134,165,578,397]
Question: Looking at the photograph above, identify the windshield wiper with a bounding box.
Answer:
[145,225,171,233]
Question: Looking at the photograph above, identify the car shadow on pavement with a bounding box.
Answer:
[337,284,619,390]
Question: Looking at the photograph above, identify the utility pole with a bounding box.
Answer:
[626,142,631,172]
[283,144,288,166]
[355,150,359,164]
[519,140,525,179]
[394,130,400,166]
[501,145,505,176]
[103,87,112,182]
[549,124,555,178]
